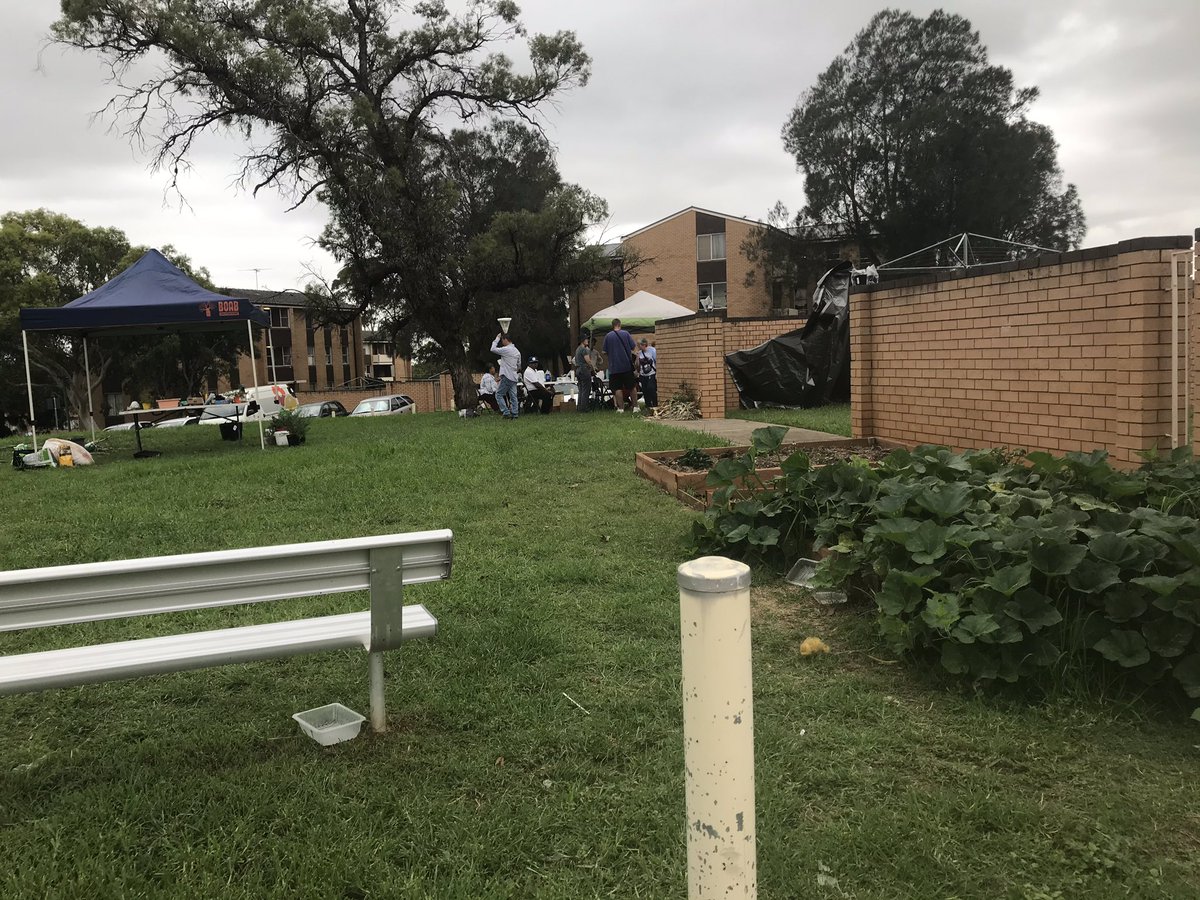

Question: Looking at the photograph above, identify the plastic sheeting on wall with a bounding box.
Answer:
[724,261,852,408]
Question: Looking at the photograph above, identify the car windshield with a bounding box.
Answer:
[297,404,322,417]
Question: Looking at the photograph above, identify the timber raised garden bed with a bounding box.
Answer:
[635,438,904,510]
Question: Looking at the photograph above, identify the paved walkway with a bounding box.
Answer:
[649,416,845,445]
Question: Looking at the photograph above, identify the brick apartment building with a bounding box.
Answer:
[219,287,366,393]
[570,206,859,339]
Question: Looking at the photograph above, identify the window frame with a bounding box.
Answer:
[696,233,727,262]
[698,282,728,310]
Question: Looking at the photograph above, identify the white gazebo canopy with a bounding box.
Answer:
[582,290,693,332]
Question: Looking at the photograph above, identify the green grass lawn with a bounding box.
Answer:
[727,403,852,437]
[1,414,1197,899]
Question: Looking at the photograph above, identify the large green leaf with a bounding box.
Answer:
[1025,637,1061,667]
[1094,630,1151,667]
[1154,593,1200,626]
[904,520,949,564]
[940,642,970,674]
[750,425,788,454]
[1067,563,1121,595]
[1003,590,1062,632]
[913,482,973,519]
[1029,541,1087,577]
[1088,532,1139,567]
[876,571,923,615]
[865,517,922,544]
[1174,653,1200,698]
[951,614,1000,644]
[722,523,751,542]
[921,593,961,631]
[1102,589,1148,623]
[985,563,1031,598]
[1142,617,1194,658]
[1133,574,1182,596]
[707,457,753,487]
[746,525,780,547]
[779,451,811,475]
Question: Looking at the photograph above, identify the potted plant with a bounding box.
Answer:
[269,407,310,446]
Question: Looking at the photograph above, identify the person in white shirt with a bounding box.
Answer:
[478,364,500,412]
[522,356,554,414]
[490,331,522,419]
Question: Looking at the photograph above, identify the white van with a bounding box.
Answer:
[197,384,299,426]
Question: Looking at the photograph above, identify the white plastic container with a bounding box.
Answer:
[292,702,366,746]
[274,430,290,447]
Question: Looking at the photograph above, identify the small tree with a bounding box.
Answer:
[782,9,1086,262]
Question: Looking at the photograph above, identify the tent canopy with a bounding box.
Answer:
[18,249,268,335]
[582,290,693,332]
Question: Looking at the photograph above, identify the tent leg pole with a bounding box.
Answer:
[83,335,96,444]
[22,330,38,452]
[247,319,265,450]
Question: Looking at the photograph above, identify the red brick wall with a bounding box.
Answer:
[654,314,805,419]
[851,237,1194,466]
[298,373,456,413]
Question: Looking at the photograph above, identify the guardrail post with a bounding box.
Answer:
[678,556,756,899]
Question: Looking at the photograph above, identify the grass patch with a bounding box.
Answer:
[727,403,852,437]
[1,414,1197,898]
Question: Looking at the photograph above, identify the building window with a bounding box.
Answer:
[269,307,290,328]
[698,282,727,310]
[697,233,726,262]
[307,345,315,366]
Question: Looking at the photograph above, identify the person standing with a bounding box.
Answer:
[602,317,637,412]
[574,333,595,412]
[637,337,658,409]
[478,364,500,412]
[491,331,521,419]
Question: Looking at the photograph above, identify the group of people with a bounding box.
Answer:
[479,318,658,419]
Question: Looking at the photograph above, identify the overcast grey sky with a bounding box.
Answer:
[2,1,1196,291]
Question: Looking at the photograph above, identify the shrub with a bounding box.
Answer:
[269,407,310,444]
[693,430,1200,719]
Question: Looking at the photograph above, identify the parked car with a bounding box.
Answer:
[154,416,200,428]
[350,394,416,417]
[296,400,349,418]
[198,383,299,425]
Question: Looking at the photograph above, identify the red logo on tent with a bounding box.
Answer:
[200,302,213,318]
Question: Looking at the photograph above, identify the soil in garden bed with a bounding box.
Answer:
[664,443,892,473]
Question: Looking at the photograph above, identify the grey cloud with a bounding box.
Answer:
[1,1,1196,290]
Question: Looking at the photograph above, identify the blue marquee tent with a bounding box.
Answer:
[19,249,268,334]
[18,249,270,449]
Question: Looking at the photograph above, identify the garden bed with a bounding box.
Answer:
[635,438,902,508]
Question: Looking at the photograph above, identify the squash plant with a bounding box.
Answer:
[693,431,1200,720]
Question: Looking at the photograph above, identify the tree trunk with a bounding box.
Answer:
[68,369,101,432]
[443,342,478,411]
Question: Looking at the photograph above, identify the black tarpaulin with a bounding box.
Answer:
[724,261,852,408]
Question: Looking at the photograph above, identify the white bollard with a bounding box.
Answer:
[678,556,756,900]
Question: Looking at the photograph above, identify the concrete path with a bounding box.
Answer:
[649,416,845,445]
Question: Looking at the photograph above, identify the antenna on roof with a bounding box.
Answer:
[239,267,272,289]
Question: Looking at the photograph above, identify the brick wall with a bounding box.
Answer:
[655,314,805,419]
[298,373,456,413]
[851,237,1195,467]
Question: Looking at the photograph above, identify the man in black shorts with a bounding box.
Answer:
[601,318,637,412]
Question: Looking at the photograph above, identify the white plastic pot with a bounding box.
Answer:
[292,703,366,746]
[274,430,290,447]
